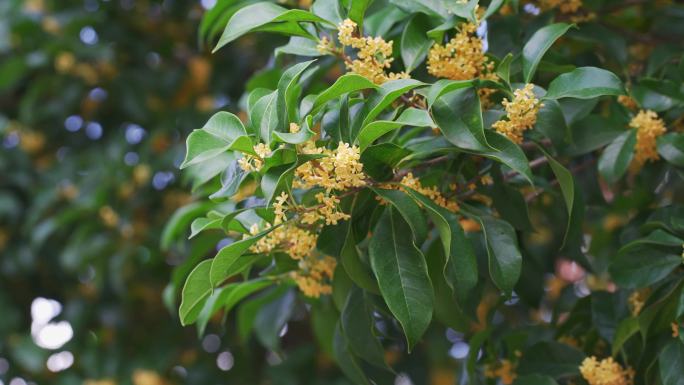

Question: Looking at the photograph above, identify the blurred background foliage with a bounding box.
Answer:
[0,0,335,384]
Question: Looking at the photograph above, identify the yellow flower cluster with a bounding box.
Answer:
[492,84,543,144]
[295,141,366,192]
[579,357,635,385]
[484,360,517,385]
[335,19,409,84]
[238,143,272,172]
[427,22,492,81]
[291,255,337,298]
[630,110,667,170]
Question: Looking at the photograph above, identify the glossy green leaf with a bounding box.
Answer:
[333,323,372,385]
[401,14,432,72]
[479,215,522,296]
[360,78,425,128]
[658,133,684,167]
[609,243,682,289]
[598,129,636,184]
[612,317,639,357]
[404,188,478,302]
[251,91,278,143]
[660,340,684,385]
[311,74,377,115]
[358,107,434,151]
[522,23,574,83]
[341,287,387,369]
[209,228,274,287]
[181,112,253,169]
[369,207,433,351]
[179,260,213,326]
[277,60,316,133]
[254,289,295,350]
[431,87,491,152]
[214,3,330,52]
[371,188,428,244]
[545,67,625,100]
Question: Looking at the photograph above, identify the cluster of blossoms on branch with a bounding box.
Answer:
[579,356,635,385]
[318,19,410,84]
[240,124,367,297]
[629,109,667,171]
[493,83,544,144]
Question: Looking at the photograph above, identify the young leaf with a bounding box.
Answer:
[357,107,434,151]
[181,112,253,169]
[522,23,574,83]
[369,207,433,351]
[311,74,378,115]
[545,67,625,99]
[214,3,330,52]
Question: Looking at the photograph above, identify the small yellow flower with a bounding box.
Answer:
[492,84,543,144]
[630,110,667,171]
[618,95,638,111]
[291,255,337,298]
[628,289,649,316]
[579,357,635,385]
[536,0,583,13]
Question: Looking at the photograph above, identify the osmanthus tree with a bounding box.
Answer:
[172,0,684,384]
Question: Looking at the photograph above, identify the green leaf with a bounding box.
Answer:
[489,168,533,231]
[213,3,330,52]
[311,74,378,115]
[358,107,434,151]
[340,220,380,293]
[333,323,372,385]
[609,243,682,289]
[254,289,296,350]
[369,207,433,351]
[425,79,474,107]
[512,375,559,385]
[660,340,684,385]
[360,78,425,128]
[348,0,373,27]
[181,112,252,169]
[401,14,432,73]
[591,291,629,342]
[371,188,428,244]
[179,260,213,326]
[277,60,316,133]
[479,215,523,296]
[517,342,586,378]
[404,189,478,303]
[273,115,315,144]
[612,317,639,357]
[539,147,577,249]
[496,53,514,86]
[251,91,278,143]
[341,287,387,369]
[431,87,491,152]
[658,133,684,167]
[209,228,274,287]
[196,279,272,336]
[598,129,636,184]
[479,130,533,185]
[161,202,214,250]
[545,67,625,100]
[522,23,574,83]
